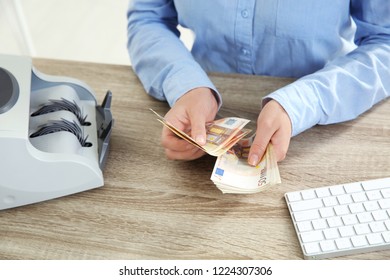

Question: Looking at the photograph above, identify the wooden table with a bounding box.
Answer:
[1,58,390,260]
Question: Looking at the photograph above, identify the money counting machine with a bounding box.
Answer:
[0,54,113,210]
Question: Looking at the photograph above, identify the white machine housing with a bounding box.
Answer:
[0,54,113,210]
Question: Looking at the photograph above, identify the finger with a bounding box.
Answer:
[248,119,275,166]
[161,128,194,152]
[248,107,278,166]
[165,146,206,160]
[188,110,207,146]
[269,124,291,162]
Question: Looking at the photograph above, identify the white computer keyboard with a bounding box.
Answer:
[285,177,390,259]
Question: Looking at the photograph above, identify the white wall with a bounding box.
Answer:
[0,0,130,65]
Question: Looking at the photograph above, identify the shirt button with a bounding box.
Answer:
[241,48,251,56]
[241,9,249,18]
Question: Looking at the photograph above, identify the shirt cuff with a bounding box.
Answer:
[262,81,322,137]
[162,63,222,109]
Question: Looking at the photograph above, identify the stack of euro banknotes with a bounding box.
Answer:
[151,109,281,194]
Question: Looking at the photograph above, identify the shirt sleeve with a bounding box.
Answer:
[127,0,221,107]
[264,0,390,137]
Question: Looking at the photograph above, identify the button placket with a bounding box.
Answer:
[235,0,255,74]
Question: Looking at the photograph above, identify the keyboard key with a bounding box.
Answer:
[338,225,355,237]
[349,203,365,214]
[362,178,390,191]
[385,220,390,230]
[344,182,363,193]
[290,198,323,212]
[337,194,353,205]
[323,228,339,239]
[366,190,382,201]
[327,217,343,228]
[372,210,388,221]
[312,219,327,230]
[319,207,335,218]
[354,223,370,235]
[369,221,386,233]
[341,214,358,226]
[379,198,390,209]
[286,191,302,202]
[335,238,352,250]
[334,205,350,216]
[293,209,320,222]
[300,230,324,243]
[329,185,345,196]
[363,201,379,211]
[367,233,384,245]
[297,221,313,232]
[351,192,367,202]
[381,188,390,198]
[304,242,321,254]
[357,212,373,223]
[382,232,390,243]
[301,189,317,200]
[319,240,336,252]
[316,188,331,198]
[323,196,338,207]
[351,235,368,247]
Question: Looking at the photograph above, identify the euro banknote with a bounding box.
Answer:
[211,139,281,194]
[150,109,252,156]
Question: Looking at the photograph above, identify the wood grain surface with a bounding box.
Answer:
[1,58,389,260]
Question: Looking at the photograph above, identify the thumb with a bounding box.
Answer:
[189,111,207,146]
[248,133,270,166]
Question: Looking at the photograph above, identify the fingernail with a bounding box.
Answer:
[195,135,206,145]
[248,154,259,166]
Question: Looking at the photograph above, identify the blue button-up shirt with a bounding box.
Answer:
[127,0,390,136]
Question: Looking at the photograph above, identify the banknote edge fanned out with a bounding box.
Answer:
[150,108,252,157]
